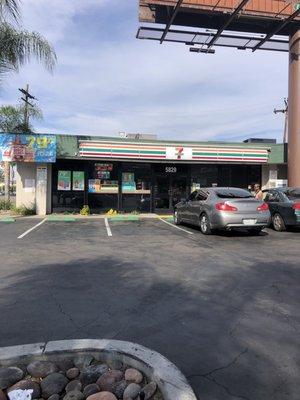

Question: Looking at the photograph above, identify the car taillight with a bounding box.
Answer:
[215,202,238,212]
[257,203,269,212]
[292,203,300,210]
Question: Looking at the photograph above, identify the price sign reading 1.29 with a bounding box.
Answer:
[165,166,177,173]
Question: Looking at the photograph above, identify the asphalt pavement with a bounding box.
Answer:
[0,217,299,400]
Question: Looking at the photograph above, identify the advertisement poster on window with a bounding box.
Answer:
[72,171,85,191]
[37,166,47,190]
[0,134,56,162]
[95,163,113,172]
[122,172,136,191]
[122,172,134,182]
[97,171,110,179]
[88,179,101,193]
[58,171,71,191]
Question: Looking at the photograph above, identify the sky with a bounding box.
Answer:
[0,0,288,142]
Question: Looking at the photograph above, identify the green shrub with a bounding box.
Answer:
[0,200,12,211]
[80,205,90,216]
[11,204,36,216]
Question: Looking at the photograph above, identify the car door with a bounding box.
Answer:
[264,190,280,217]
[277,192,295,225]
[184,191,198,222]
[188,190,208,225]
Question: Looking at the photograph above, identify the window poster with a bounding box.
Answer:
[97,171,110,179]
[122,172,136,191]
[73,171,85,191]
[122,172,135,182]
[58,170,71,191]
[95,163,113,172]
[88,179,101,193]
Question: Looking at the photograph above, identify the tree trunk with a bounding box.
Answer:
[4,161,10,202]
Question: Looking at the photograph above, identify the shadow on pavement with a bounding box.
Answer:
[0,255,299,400]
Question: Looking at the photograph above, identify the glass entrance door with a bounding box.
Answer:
[155,175,170,210]
[154,174,188,212]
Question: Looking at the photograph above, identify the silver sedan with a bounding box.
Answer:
[174,187,271,235]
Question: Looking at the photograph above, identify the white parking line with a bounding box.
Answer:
[104,218,112,237]
[158,217,194,235]
[18,218,47,239]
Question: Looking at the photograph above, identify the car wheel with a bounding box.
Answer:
[174,210,181,225]
[272,213,286,232]
[248,227,263,236]
[199,213,212,235]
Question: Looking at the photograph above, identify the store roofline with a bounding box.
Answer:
[57,133,282,148]
[0,131,282,148]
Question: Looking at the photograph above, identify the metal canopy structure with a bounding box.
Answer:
[160,0,184,43]
[137,26,289,52]
[206,0,251,48]
[252,7,300,51]
[136,0,300,52]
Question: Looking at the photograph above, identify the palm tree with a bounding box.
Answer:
[0,0,57,80]
[0,0,57,201]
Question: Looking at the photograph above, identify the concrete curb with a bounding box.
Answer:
[17,214,173,220]
[0,339,197,400]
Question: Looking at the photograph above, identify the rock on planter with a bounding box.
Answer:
[0,339,197,400]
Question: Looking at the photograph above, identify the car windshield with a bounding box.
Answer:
[215,188,253,199]
[284,189,300,200]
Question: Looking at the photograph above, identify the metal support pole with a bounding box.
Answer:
[288,30,300,187]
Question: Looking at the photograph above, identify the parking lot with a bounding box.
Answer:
[0,217,299,400]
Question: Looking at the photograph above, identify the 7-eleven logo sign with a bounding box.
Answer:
[166,146,192,160]
[176,147,184,159]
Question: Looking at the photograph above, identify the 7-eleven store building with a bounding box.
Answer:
[15,134,286,214]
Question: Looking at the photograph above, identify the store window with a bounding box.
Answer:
[88,162,119,213]
[52,161,85,212]
[121,163,151,212]
[191,165,218,191]
[247,165,262,187]
[231,165,248,188]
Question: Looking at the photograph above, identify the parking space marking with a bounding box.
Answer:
[18,218,47,239]
[158,217,194,235]
[104,218,112,237]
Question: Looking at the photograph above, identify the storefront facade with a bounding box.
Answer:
[0,132,286,215]
[52,159,265,213]
[50,135,286,214]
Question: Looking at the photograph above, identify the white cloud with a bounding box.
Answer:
[20,0,113,43]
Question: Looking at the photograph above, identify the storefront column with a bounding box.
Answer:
[84,163,89,206]
[118,162,122,212]
[16,163,52,215]
[16,162,37,209]
[36,164,51,216]
[150,165,155,213]
[288,29,300,186]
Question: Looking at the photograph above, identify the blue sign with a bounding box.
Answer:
[0,133,56,163]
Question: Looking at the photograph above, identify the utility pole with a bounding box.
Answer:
[18,84,36,130]
[4,85,37,202]
[274,98,288,143]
